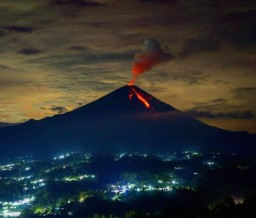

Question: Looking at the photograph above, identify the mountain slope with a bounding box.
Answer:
[0,122,18,128]
[0,85,255,156]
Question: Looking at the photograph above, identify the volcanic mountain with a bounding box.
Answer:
[0,85,255,156]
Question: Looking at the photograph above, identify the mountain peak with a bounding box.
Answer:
[73,85,176,117]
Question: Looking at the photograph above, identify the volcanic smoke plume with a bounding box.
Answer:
[129,38,174,85]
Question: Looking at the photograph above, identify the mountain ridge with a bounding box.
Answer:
[0,85,255,156]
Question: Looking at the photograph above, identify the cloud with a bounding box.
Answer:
[41,106,69,114]
[0,64,13,70]
[26,50,134,71]
[186,109,254,119]
[209,98,228,104]
[50,106,68,114]
[52,0,104,7]
[215,10,256,45]
[0,30,4,37]
[4,26,34,33]
[18,48,42,55]
[0,79,30,88]
[231,87,256,105]
[150,71,207,85]
[68,46,88,51]
[139,0,175,4]
[179,36,221,58]
[187,96,255,120]
[232,87,256,98]
[169,71,207,85]
[130,38,174,84]
[178,10,256,59]
[0,65,32,88]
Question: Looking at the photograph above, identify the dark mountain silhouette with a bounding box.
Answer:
[0,85,255,156]
[0,122,18,128]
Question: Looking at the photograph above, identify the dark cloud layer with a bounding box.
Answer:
[139,0,175,4]
[27,51,135,71]
[232,87,256,98]
[50,106,68,114]
[187,96,255,120]
[169,71,207,85]
[18,48,43,55]
[151,71,208,85]
[209,98,228,104]
[216,10,256,45]
[231,87,256,108]
[53,0,104,7]
[4,26,34,33]
[68,46,88,51]
[41,106,68,114]
[179,10,256,58]
[179,37,221,58]
[186,109,254,119]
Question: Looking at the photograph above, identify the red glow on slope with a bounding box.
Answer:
[129,92,134,100]
[130,87,150,109]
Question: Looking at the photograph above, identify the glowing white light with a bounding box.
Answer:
[119,153,125,158]
[207,161,214,166]
[2,211,21,217]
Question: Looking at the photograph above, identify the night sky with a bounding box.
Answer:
[0,0,255,133]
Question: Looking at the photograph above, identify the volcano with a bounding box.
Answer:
[0,85,255,156]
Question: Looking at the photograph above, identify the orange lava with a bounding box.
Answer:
[128,74,137,86]
[129,92,134,100]
[131,88,150,109]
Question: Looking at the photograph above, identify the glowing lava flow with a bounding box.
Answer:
[129,87,151,109]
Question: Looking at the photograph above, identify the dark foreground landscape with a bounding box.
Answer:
[1,151,256,218]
